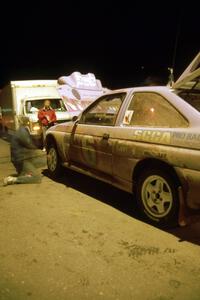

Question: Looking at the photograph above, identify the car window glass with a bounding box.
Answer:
[178,91,200,112]
[123,92,188,128]
[81,93,125,126]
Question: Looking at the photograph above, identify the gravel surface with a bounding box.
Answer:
[0,137,200,300]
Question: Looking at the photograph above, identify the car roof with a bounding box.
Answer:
[103,86,200,127]
[104,86,173,94]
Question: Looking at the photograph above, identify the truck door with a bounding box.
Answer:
[18,99,29,124]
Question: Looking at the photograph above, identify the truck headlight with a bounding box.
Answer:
[32,124,41,131]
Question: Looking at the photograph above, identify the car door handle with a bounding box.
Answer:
[102,133,110,140]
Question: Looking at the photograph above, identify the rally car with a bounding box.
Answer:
[46,52,200,227]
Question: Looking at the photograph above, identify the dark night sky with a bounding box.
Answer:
[0,2,199,89]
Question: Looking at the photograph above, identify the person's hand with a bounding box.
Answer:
[46,115,50,122]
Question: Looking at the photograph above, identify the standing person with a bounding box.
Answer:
[3,121,45,186]
[38,100,57,148]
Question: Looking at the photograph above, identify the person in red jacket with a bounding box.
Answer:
[38,100,57,148]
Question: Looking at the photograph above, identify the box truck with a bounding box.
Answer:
[0,80,79,143]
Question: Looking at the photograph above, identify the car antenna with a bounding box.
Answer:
[167,10,183,87]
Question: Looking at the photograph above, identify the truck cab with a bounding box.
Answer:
[19,96,74,138]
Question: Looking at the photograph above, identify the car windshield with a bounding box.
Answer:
[178,91,200,112]
[25,98,66,113]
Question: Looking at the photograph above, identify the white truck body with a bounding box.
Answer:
[0,80,77,140]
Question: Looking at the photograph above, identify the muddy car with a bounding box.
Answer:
[46,80,200,227]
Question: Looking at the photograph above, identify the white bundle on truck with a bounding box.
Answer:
[57,72,109,112]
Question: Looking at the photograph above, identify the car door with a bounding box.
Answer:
[69,93,126,175]
[112,91,189,183]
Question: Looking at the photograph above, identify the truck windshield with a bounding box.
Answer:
[25,98,66,113]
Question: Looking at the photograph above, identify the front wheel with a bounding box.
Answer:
[47,143,63,178]
[136,168,179,228]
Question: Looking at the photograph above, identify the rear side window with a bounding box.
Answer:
[123,92,188,128]
[178,91,200,112]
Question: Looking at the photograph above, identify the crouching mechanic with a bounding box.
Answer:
[3,120,46,186]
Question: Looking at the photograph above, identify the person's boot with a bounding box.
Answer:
[3,176,17,186]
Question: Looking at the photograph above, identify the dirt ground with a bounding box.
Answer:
[0,137,200,300]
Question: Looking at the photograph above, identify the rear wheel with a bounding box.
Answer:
[47,143,63,178]
[136,168,179,228]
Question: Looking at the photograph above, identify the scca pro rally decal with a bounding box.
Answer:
[132,130,171,144]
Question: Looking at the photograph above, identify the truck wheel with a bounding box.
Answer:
[47,143,63,178]
[136,168,179,228]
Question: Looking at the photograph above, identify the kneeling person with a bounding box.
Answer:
[3,121,46,186]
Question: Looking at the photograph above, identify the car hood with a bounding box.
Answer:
[47,120,76,134]
[56,110,80,121]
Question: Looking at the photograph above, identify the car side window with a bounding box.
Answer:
[123,92,188,128]
[80,93,125,126]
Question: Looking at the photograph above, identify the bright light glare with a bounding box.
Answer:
[150,107,155,113]
[33,125,41,131]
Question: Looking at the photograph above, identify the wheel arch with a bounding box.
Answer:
[46,133,65,163]
[46,134,57,149]
[132,158,181,189]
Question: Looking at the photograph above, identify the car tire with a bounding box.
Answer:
[47,143,63,178]
[136,168,179,228]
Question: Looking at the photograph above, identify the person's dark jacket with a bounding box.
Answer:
[10,126,38,163]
